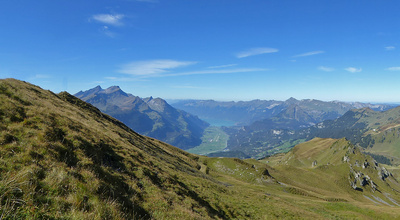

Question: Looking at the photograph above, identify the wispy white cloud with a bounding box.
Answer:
[208,64,238,69]
[116,60,267,79]
[118,59,197,76]
[90,13,125,37]
[165,68,267,77]
[236,47,278,58]
[318,66,334,72]
[100,26,117,38]
[345,67,362,73]
[91,14,125,26]
[386,67,400,71]
[293,51,325,57]
[385,46,395,51]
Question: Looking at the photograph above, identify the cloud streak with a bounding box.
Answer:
[385,46,395,51]
[165,68,268,77]
[236,47,278,58]
[318,66,334,72]
[386,67,400,71]
[115,59,268,79]
[208,64,238,69]
[92,14,125,26]
[100,26,117,38]
[345,67,362,73]
[118,59,197,76]
[293,51,325,57]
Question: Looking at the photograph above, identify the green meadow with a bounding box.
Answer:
[187,126,229,155]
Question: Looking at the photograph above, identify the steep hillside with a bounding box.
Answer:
[75,86,209,150]
[0,79,222,219]
[2,79,400,219]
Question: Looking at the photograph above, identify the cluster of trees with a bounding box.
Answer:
[364,152,392,165]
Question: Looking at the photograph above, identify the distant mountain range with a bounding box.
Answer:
[75,86,399,161]
[172,98,396,159]
[172,98,393,127]
[75,86,209,150]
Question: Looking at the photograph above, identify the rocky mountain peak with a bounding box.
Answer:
[285,97,299,105]
[74,85,103,99]
[147,97,170,112]
[103,85,121,93]
[99,86,130,98]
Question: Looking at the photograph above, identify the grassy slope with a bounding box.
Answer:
[204,140,400,219]
[262,138,400,215]
[352,107,400,165]
[364,127,400,164]
[2,79,400,219]
[255,138,306,159]
[187,126,229,155]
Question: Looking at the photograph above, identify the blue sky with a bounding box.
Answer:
[1,1,400,102]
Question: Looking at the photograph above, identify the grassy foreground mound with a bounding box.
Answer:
[1,78,400,219]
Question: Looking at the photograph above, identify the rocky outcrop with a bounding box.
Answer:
[362,160,369,169]
[312,160,317,167]
[378,166,391,180]
[345,145,393,192]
